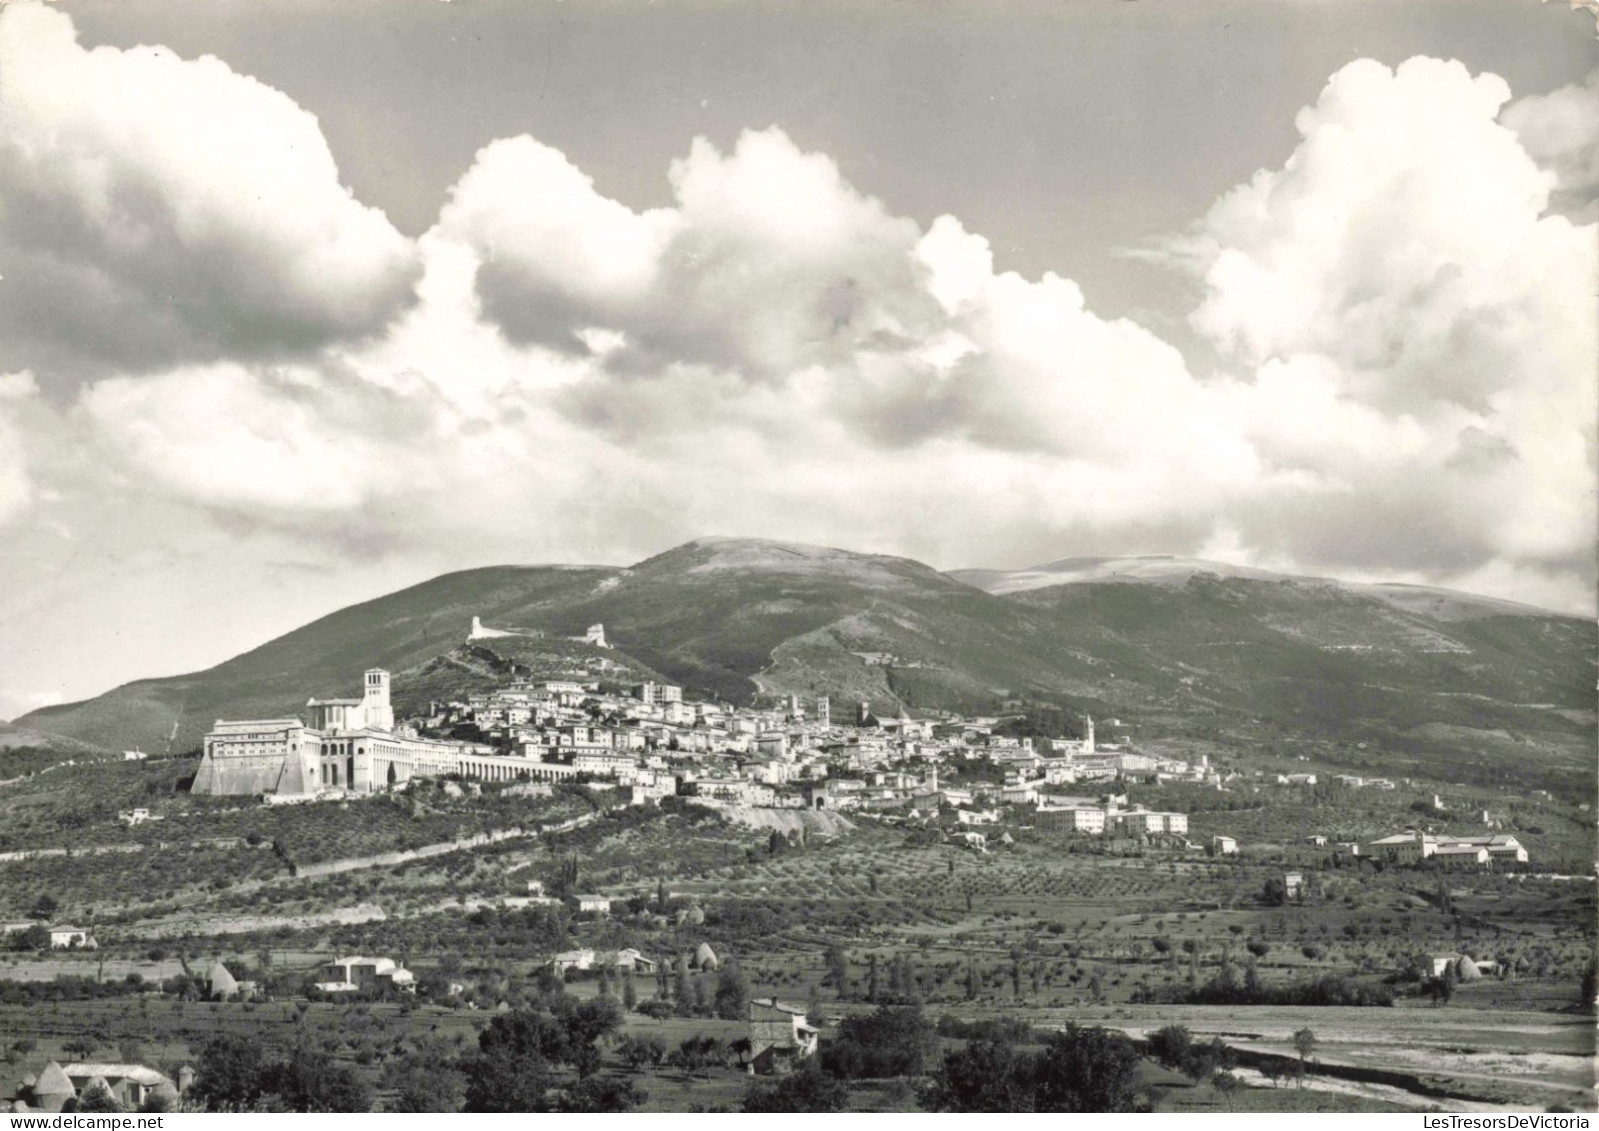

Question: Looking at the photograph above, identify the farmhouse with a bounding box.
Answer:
[15,1061,182,1113]
[606,948,657,973]
[549,949,596,974]
[576,895,612,914]
[48,927,96,949]
[739,998,819,1075]
[317,955,414,993]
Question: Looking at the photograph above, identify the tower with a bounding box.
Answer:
[817,697,830,726]
[363,669,394,732]
[1083,714,1095,756]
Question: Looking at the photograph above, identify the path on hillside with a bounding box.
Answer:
[43,810,604,940]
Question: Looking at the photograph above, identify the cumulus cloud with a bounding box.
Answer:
[1184,57,1595,586]
[0,3,420,378]
[441,129,941,379]
[6,20,1590,624]
[1502,67,1599,218]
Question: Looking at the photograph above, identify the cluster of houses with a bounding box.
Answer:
[187,627,1213,835]
[0,923,101,949]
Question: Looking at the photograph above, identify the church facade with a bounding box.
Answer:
[191,668,480,797]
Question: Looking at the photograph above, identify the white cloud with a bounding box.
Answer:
[443,127,940,379]
[0,3,420,376]
[1182,56,1596,587]
[77,363,421,515]
[0,371,40,525]
[1502,67,1599,215]
[3,33,1586,626]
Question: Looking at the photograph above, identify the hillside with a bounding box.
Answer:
[10,537,1594,794]
[13,565,621,754]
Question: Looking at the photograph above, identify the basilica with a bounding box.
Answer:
[191,669,482,797]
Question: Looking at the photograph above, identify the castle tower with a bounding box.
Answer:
[857,700,871,726]
[818,697,830,726]
[363,669,394,732]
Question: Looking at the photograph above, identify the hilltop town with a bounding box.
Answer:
[0,561,1591,1116]
[188,619,1534,871]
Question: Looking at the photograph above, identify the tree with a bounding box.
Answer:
[617,1035,667,1073]
[268,1047,373,1112]
[28,894,58,921]
[822,1005,940,1079]
[63,1036,101,1060]
[192,1034,269,1111]
[551,856,579,903]
[622,970,638,1012]
[73,1082,123,1113]
[1182,1038,1233,1086]
[673,958,692,1010]
[1213,1071,1240,1110]
[1146,1025,1193,1073]
[1032,1025,1146,1113]
[1427,967,1457,1005]
[388,1053,466,1113]
[11,924,49,952]
[1292,1027,1317,1072]
[668,1036,726,1080]
[463,1041,553,1113]
[558,1075,647,1113]
[714,963,749,1020]
[922,1039,1033,1112]
[742,1060,850,1113]
[823,943,848,991]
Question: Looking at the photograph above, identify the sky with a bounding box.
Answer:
[0,0,1594,721]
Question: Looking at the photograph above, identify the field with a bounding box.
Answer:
[1,719,1593,1115]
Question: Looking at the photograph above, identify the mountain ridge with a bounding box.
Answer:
[7,537,1593,794]
[949,553,1574,620]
